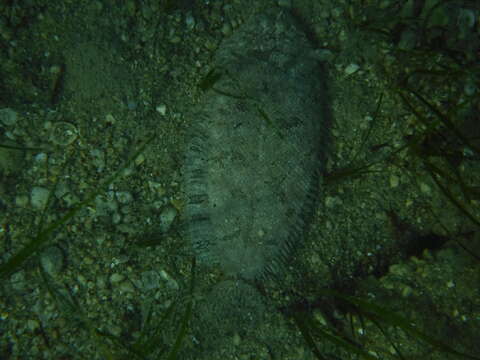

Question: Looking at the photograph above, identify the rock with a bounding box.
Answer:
[110,273,125,283]
[30,187,50,210]
[0,108,18,126]
[40,246,64,277]
[159,205,177,233]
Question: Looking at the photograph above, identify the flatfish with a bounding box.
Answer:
[184,7,326,280]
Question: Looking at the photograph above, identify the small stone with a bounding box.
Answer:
[278,0,292,7]
[122,166,134,177]
[420,182,431,195]
[105,114,116,125]
[315,49,334,62]
[50,65,62,75]
[10,271,26,291]
[159,269,178,289]
[221,22,233,36]
[170,35,181,44]
[15,194,29,207]
[325,196,341,208]
[331,7,343,18]
[34,152,48,163]
[148,181,165,196]
[389,263,406,276]
[27,319,40,331]
[94,1,103,12]
[126,100,137,111]
[401,285,412,297]
[54,182,70,200]
[96,276,106,289]
[141,270,161,291]
[457,8,475,31]
[185,12,195,31]
[398,28,417,51]
[110,273,125,283]
[344,63,360,75]
[40,246,64,277]
[464,79,476,96]
[109,325,122,337]
[0,108,18,126]
[313,309,328,326]
[77,274,87,285]
[156,104,167,116]
[232,333,241,346]
[159,205,177,232]
[117,223,136,234]
[90,149,106,171]
[135,153,145,166]
[31,186,50,210]
[119,280,135,293]
[112,212,122,224]
[389,174,399,188]
[116,191,133,204]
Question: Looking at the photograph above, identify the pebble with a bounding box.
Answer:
[141,270,161,290]
[398,28,417,51]
[315,48,334,62]
[185,12,195,31]
[221,22,232,36]
[159,269,178,289]
[96,276,106,289]
[54,182,70,200]
[126,100,137,111]
[464,79,476,96]
[389,174,399,188]
[148,181,165,196]
[11,271,26,291]
[116,191,133,204]
[112,212,122,224]
[117,223,136,235]
[27,319,40,331]
[135,153,145,166]
[0,108,18,126]
[401,284,412,297]
[90,149,105,171]
[119,280,135,293]
[40,246,64,277]
[232,333,241,346]
[169,35,181,44]
[110,273,125,283]
[344,63,360,75]
[156,104,167,116]
[34,153,48,164]
[278,0,292,8]
[420,182,431,195]
[159,205,177,232]
[94,194,118,215]
[15,194,29,207]
[105,114,116,125]
[325,195,342,208]
[457,8,475,31]
[30,186,50,210]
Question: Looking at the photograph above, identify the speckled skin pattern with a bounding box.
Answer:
[184,7,325,280]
